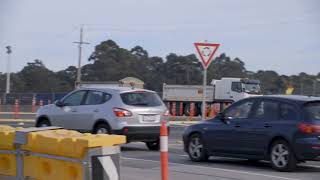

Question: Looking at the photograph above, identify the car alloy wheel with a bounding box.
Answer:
[146,140,160,151]
[270,140,297,171]
[36,119,51,127]
[39,123,49,127]
[96,127,109,134]
[271,144,289,168]
[188,134,208,161]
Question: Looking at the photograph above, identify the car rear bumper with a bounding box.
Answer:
[112,126,170,142]
[295,138,320,161]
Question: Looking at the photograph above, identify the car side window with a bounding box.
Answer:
[280,103,298,121]
[84,91,112,105]
[251,100,279,120]
[224,100,254,119]
[63,91,86,106]
[84,91,104,105]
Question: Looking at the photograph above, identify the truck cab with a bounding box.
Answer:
[213,78,261,102]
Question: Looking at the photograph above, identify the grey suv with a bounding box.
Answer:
[35,87,169,150]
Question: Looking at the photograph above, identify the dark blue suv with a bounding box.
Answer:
[183,95,320,171]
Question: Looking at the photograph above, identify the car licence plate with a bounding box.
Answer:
[143,115,156,122]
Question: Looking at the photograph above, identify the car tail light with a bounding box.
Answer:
[113,108,132,117]
[163,110,170,116]
[298,123,320,134]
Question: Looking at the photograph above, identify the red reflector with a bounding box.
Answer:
[123,128,129,134]
[312,146,320,150]
[298,123,320,134]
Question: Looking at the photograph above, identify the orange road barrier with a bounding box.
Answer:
[210,104,215,117]
[179,102,183,116]
[14,99,19,119]
[160,121,168,180]
[39,100,44,107]
[31,97,36,113]
[215,103,221,114]
[171,102,176,121]
[204,103,209,119]
[210,103,221,118]
[189,102,195,121]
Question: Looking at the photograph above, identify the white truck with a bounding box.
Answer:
[162,77,261,116]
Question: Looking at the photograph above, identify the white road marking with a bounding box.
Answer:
[122,157,301,180]
[302,164,320,169]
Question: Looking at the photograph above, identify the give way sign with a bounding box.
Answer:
[194,42,220,69]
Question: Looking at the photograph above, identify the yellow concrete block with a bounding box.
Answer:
[23,129,126,158]
[0,154,16,176]
[24,156,83,180]
[0,126,16,151]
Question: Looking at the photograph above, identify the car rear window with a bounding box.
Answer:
[120,91,163,107]
[304,102,320,121]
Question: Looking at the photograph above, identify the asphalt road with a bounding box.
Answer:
[0,120,320,180]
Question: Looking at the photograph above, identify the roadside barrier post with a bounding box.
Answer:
[171,102,176,120]
[189,103,195,121]
[31,97,36,113]
[179,102,183,116]
[160,121,169,180]
[204,103,208,119]
[0,99,2,113]
[209,104,214,117]
[14,99,19,119]
[166,102,171,112]
[39,100,43,107]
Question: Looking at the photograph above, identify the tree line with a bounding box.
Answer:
[1,39,319,95]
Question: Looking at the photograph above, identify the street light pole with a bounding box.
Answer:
[5,46,12,94]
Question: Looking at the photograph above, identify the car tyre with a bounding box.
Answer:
[146,139,160,151]
[270,140,297,172]
[36,119,51,127]
[187,133,208,162]
[93,123,111,134]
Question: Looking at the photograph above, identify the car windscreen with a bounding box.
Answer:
[120,91,163,107]
[303,102,320,122]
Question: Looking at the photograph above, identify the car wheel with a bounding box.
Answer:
[270,140,297,172]
[187,133,208,162]
[146,140,160,151]
[36,119,51,127]
[94,124,111,134]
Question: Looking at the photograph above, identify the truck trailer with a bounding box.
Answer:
[162,77,261,116]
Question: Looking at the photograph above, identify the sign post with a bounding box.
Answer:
[194,42,220,120]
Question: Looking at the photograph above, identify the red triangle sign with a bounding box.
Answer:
[194,42,220,69]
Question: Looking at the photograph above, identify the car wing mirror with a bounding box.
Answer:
[217,113,231,124]
[55,100,65,107]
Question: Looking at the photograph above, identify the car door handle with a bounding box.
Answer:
[71,109,77,112]
[235,124,241,128]
[264,124,272,128]
[93,109,99,112]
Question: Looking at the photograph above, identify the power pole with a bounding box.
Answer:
[5,46,12,94]
[73,26,89,86]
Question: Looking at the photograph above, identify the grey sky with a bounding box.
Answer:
[1,0,320,75]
